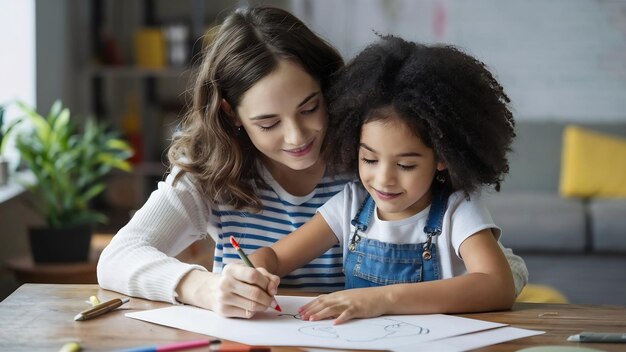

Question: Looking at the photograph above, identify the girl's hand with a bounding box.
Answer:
[177,264,279,318]
[298,288,389,325]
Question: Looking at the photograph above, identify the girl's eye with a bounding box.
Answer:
[259,122,279,131]
[361,158,377,164]
[398,164,416,170]
[301,102,320,115]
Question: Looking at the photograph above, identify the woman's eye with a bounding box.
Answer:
[361,158,377,164]
[259,122,279,131]
[301,103,320,115]
[398,164,416,170]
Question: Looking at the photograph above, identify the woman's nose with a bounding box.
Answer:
[284,119,306,146]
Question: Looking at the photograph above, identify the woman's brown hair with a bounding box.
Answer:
[168,7,343,210]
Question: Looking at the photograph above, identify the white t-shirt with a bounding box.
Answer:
[318,182,501,280]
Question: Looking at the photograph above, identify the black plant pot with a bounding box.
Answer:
[28,224,93,263]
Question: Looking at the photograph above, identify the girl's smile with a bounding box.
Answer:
[374,189,402,201]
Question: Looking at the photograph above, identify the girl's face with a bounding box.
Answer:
[235,60,327,173]
[359,115,446,221]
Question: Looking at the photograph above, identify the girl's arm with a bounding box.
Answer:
[300,228,515,324]
[250,212,339,277]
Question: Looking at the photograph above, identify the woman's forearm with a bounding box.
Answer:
[97,226,207,303]
[97,169,213,303]
[175,264,279,317]
[175,269,220,307]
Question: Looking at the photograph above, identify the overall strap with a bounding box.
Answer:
[424,186,449,236]
[351,195,376,231]
[348,186,450,256]
[348,195,375,251]
[422,185,450,259]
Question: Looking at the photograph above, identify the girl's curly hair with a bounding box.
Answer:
[325,36,515,194]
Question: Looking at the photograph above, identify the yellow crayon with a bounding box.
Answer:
[89,295,100,307]
[58,342,81,352]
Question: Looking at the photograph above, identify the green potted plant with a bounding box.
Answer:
[15,100,133,262]
[0,104,22,185]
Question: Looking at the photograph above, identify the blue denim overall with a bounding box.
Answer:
[344,188,449,289]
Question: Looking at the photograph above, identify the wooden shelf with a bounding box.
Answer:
[82,0,219,209]
[86,66,193,79]
[5,234,113,284]
[134,161,168,176]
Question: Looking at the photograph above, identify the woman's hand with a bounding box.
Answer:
[298,287,389,325]
[216,264,280,317]
[176,264,279,318]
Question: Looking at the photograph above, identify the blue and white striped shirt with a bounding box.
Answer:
[210,167,351,291]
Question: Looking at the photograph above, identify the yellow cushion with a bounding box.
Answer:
[516,284,568,304]
[560,125,626,198]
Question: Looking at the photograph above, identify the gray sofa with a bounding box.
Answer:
[483,121,626,305]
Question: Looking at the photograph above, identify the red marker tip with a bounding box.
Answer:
[229,235,240,250]
[231,235,281,313]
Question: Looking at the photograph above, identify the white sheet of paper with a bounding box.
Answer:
[390,326,545,352]
[125,295,506,350]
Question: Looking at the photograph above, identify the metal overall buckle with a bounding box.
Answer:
[348,228,362,252]
[422,234,433,260]
[348,229,361,252]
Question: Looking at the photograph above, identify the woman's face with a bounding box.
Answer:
[235,60,327,173]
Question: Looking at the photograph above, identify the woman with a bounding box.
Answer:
[97,7,528,319]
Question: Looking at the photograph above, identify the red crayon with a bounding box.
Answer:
[229,236,282,312]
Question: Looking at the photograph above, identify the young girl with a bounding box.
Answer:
[248,37,517,324]
[97,7,527,318]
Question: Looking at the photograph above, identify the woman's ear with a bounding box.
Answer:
[436,162,447,172]
[221,99,240,126]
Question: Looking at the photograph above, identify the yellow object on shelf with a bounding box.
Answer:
[134,28,166,68]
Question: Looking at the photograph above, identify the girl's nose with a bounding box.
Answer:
[377,164,397,186]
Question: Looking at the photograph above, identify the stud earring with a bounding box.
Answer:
[436,172,446,184]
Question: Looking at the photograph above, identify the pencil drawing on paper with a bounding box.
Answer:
[278,313,304,320]
[297,317,430,342]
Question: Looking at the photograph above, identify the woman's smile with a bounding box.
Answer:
[283,139,315,157]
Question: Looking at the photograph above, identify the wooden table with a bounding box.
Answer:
[0,284,625,351]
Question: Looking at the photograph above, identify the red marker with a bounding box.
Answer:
[229,236,282,312]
